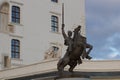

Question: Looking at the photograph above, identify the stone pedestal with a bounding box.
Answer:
[55,72,90,80]
[10,71,91,80]
[34,76,90,80]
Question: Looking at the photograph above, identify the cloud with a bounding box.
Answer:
[106,47,119,59]
[105,33,120,59]
[86,0,120,60]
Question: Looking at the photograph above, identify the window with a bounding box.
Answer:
[51,15,58,32]
[11,39,20,59]
[12,6,20,23]
[51,0,58,3]
[52,46,59,53]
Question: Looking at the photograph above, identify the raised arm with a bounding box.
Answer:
[62,24,67,39]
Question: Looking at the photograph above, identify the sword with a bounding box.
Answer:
[62,3,65,27]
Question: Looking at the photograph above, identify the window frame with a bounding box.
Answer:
[51,0,58,3]
[51,15,59,32]
[11,39,20,59]
[52,46,59,52]
[11,6,20,23]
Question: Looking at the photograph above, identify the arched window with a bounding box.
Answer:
[11,39,20,59]
[51,15,58,32]
[12,6,20,23]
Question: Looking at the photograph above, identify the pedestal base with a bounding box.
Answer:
[10,71,91,80]
[56,72,90,80]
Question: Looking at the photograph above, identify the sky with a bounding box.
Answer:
[85,0,120,60]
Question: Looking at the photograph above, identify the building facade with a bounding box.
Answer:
[0,0,86,69]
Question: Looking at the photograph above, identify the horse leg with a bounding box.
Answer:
[57,59,64,72]
[68,60,77,72]
[86,43,93,59]
[77,57,82,64]
[86,43,93,54]
[81,49,87,59]
[57,57,70,72]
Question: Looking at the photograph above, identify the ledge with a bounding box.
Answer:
[0,60,120,79]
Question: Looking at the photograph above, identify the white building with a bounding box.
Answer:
[0,0,86,69]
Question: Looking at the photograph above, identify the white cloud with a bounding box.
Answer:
[107,33,120,42]
[105,34,120,59]
[107,47,120,58]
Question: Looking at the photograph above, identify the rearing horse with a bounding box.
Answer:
[57,26,85,72]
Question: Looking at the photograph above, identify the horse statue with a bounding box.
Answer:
[57,25,92,73]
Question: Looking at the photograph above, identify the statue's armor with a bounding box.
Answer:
[64,37,73,52]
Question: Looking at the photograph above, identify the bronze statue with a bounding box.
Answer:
[57,3,93,73]
[73,25,93,60]
[57,25,93,73]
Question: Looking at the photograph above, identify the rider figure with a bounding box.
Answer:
[61,24,73,57]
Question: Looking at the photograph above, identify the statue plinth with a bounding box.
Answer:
[55,71,90,80]
[10,71,91,80]
[32,71,90,80]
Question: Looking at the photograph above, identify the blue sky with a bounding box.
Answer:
[85,0,120,60]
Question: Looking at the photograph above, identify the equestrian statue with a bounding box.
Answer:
[57,3,93,73]
[57,24,93,73]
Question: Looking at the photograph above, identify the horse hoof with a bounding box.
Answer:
[86,56,92,60]
[69,69,73,73]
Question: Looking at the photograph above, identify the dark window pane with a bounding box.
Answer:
[12,18,16,23]
[12,6,16,11]
[16,13,20,18]
[12,6,20,23]
[12,12,15,17]
[51,15,58,32]
[51,0,58,3]
[16,8,20,12]
[16,19,20,23]
[11,39,20,59]
[52,46,59,53]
